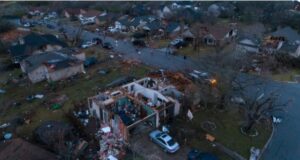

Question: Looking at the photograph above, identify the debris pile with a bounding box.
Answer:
[148,71,192,91]
[73,109,90,126]
[49,94,68,110]
[96,126,126,160]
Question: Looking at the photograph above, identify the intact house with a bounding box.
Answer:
[96,12,120,27]
[128,16,163,34]
[165,22,182,38]
[88,77,182,141]
[128,16,156,32]
[280,43,300,58]
[28,7,45,17]
[8,33,67,64]
[108,15,131,33]
[78,9,101,25]
[20,50,85,83]
[156,5,172,19]
[236,37,260,54]
[200,23,238,46]
[63,8,86,19]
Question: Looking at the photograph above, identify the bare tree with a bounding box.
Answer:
[190,22,203,52]
[240,88,291,134]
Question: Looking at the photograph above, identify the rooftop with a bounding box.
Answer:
[22,50,82,73]
[0,138,57,160]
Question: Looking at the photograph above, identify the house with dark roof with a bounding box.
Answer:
[63,8,86,19]
[0,138,57,160]
[165,22,181,34]
[280,43,300,58]
[143,19,163,33]
[9,33,67,63]
[96,12,120,27]
[28,6,46,17]
[20,50,84,83]
[270,26,300,44]
[236,38,260,54]
[128,15,159,32]
[109,15,130,32]
[200,23,237,46]
[78,9,101,25]
[156,5,172,19]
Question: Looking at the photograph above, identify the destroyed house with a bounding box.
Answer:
[88,77,181,141]
[261,36,285,54]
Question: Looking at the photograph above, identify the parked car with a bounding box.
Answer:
[149,130,180,153]
[188,149,219,160]
[26,95,35,102]
[23,22,31,28]
[230,96,245,105]
[188,70,216,85]
[170,38,188,49]
[103,42,113,49]
[81,41,97,49]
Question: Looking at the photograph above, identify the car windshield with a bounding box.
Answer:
[167,139,175,146]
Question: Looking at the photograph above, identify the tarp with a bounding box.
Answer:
[51,104,61,110]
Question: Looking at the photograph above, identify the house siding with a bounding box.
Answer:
[47,63,84,82]
[28,65,48,83]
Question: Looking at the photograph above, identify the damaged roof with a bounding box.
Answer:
[270,26,300,43]
[9,33,67,62]
[22,50,81,73]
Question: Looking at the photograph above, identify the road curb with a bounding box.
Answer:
[258,123,275,160]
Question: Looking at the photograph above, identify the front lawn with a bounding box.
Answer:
[268,68,300,82]
[172,108,272,159]
[0,58,151,139]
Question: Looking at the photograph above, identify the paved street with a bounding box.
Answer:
[39,19,300,160]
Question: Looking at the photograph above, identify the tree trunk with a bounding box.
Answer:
[244,119,255,133]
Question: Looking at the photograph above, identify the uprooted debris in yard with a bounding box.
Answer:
[73,110,90,126]
[249,147,260,160]
[148,71,192,91]
[96,125,126,160]
[48,94,68,109]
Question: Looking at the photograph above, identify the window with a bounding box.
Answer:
[167,139,175,146]
[157,138,166,145]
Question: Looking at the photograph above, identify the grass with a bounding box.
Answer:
[0,58,151,139]
[177,45,216,58]
[173,108,271,159]
[269,68,300,82]
[149,39,170,48]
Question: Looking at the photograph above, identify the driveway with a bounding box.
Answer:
[36,19,300,160]
[130,132,190,160]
